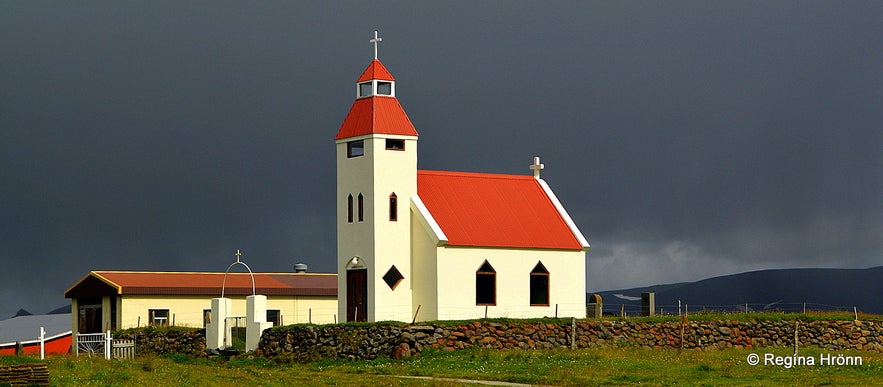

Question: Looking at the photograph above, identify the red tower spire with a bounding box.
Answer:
[335,36,417,140]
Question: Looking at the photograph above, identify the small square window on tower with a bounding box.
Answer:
[377,81,392,95]
[358,82,373,97]
[347,140,364,158]
[383,265,404,290]
[385,139,405,151]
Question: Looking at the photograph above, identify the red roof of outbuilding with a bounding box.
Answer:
[357,59,395,82]
[417,171,584,250]
[335,96,418,140]
[64,271,337,298]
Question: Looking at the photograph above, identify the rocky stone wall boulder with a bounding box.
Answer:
[114,327,205,356]
[259,319,882,362]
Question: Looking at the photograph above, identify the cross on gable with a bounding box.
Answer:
[370,30,382,59]
[530,156,544,179]
[235,249,243,262]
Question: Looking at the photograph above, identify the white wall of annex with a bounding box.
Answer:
[434,246,586,320]
[118,295,336,329]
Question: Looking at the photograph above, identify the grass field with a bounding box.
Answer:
[26,346,882,386]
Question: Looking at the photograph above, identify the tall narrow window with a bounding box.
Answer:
[476,261,496,305]
[389,193,398,221]
[357,193,364,222]
[530,262,550,306]
[347,194,354,223]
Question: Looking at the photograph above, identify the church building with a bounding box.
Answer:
[336,33,590,322]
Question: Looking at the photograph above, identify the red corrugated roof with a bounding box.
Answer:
[357,59,395,82]
[417,171,583,250]
[69,271,337,297]
[335,96,418,140]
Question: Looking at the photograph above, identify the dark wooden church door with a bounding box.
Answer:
[346,269,368,322]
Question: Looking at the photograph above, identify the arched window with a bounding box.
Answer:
[476,260,496,305]
[530,262,550,306]
[347,194,354,223]
[357,193,364,222]
[389,193,398,221]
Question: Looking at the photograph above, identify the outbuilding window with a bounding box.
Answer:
[149,309,169,326]
[267,310,282,326]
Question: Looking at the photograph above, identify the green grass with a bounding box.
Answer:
[23,346,881,386]
[0,355,41,365]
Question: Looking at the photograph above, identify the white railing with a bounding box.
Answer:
[76,331,111,359]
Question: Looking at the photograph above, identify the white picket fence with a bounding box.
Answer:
[75,330,135,360]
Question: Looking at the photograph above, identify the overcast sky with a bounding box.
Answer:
[1,1,880,318]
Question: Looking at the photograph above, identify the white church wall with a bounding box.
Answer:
[368,136,417,322]
[434,246,586,321]
[410,208,440,321]
[336,137,376,321]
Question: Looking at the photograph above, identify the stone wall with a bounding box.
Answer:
[114,327,205,356]
[259,319,882,362]
[110,319,883,361]
[575,319,881,351]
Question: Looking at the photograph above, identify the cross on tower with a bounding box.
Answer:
[370,30,382,59]
[530,156,545,179]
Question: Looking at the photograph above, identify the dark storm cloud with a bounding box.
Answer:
[1,1,880,317]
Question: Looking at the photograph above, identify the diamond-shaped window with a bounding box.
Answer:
[383,266,404,290]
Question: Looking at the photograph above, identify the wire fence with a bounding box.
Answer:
[601,301,867,317]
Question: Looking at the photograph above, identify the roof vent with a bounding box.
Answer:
[294,263,308,273]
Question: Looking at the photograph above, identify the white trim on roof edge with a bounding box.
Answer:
[537,179,590,250]
[410,195,448,246]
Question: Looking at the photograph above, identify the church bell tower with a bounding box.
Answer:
[335,32,418,322]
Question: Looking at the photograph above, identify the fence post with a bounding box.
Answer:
[104,330,111,360]
[412,305,422,325]
[39,327,45,360]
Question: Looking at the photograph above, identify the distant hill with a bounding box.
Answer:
[590,266,883,316]
[48,305,71,314]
